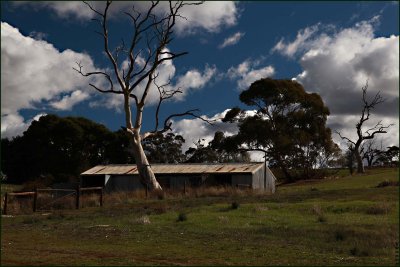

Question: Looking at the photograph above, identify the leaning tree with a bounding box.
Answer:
[336,82,393,173]
[75,1,209,190]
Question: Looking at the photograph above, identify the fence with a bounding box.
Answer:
[3,186,103,215]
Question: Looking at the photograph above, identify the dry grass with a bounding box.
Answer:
[103,185,263,205]
[365,202,392,215]
[3,195,34,214]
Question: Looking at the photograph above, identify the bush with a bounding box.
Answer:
[365,203,391,215]
[21,174,54,191]
[376,180,399,188]
[317,215,327,223]
[177,212,187,222]
[231,201,240,210]
[335,231,345,241]
[349,246,370,257]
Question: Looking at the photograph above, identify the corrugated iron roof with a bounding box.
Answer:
[81,163,264,176]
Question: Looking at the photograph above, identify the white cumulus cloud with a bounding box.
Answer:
[13,1,239,35]
[219,31,245,49]
[227,59,275,90]
[272,17,399,149]
[1,22,102,138]
[172,109,239,153]
[93,61,217,110]
[50,90,90,111]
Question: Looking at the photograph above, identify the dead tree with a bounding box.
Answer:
[336,82,393,173]
[75,1,209,190]
[360,139,381,167]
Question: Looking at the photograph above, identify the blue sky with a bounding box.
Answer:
[1,1,399,152]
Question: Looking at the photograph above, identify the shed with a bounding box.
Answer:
[80,163,276,193]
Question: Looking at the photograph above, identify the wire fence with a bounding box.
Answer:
[3,186,103,215]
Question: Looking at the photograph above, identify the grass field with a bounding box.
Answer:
[1,168,399,265]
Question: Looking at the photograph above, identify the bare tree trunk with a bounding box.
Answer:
[367,157,373,167]
[131,132,162,190]
[354,146,365,173]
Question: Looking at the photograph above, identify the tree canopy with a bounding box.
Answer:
[223,78,339,181]
[1,115,116,184]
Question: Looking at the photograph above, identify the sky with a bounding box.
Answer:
[1,1,399,155]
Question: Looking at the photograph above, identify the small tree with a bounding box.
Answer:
[360,139,381,167]
[75,1,209,190]
[336,82,393,173]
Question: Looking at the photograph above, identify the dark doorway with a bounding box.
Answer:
[204,174,232,186]
[81,175,104,187]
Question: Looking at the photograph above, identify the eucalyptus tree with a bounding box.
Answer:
[223,78,337,181]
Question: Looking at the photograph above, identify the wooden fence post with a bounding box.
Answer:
[76,185,80,209]
[100,187,103,207]
[3,193,8,215]
[33,187,38,212]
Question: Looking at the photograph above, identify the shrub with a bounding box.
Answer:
[349,246,370,257]
[376,180,399,188]
[231,201,240,210]
[317,215,327,223]
[366,203,391,215]
[335,230,345,241]
[177,212,187,222]
[21,174,54,191]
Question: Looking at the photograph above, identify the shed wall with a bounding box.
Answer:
[231,174,252,188]
[106,175,143,191]
[82,164,276,193]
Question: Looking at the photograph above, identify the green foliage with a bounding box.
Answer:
[1,115,116,184]
[374,146,399,167]
[224,78,339,181]
[185,132,251,163]
[143,132,186,163]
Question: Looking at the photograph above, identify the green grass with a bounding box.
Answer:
[1,168,399,265]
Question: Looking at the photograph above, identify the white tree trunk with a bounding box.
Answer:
[131,132,162,190]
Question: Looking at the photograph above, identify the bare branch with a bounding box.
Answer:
[153,75,182,131]
[141,109,216,140]
[73,62,123,94]
[335,130,356,146]
[82,1,103,17]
